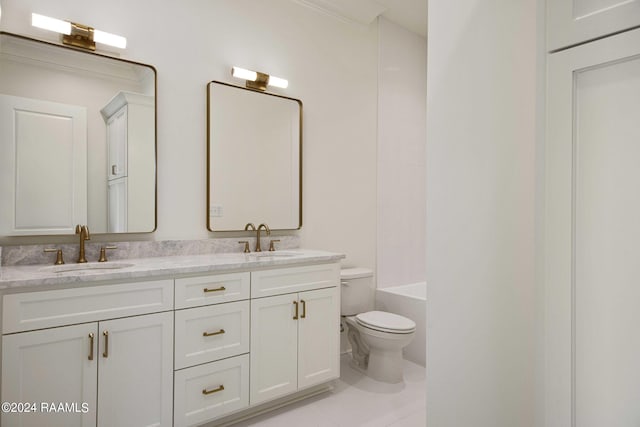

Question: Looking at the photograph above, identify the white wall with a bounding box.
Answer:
[0,0,378,270]
[377,17,426,289]
[426,1,538,426]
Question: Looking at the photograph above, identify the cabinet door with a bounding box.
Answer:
[546,28,640,427]
[107,177,127,233]
[548,0,640,51]
[249,294,298,405]
[297,287,340,389]
[97,312,173,427]
[106,106,127,180]
[1,323,98,427]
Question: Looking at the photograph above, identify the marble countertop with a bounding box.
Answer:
[0,249,345,291]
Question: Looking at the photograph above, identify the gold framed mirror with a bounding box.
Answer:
[0,32,157,236]
[207,81,302,231]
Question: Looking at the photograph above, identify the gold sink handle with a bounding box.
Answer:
[269,239,280,252]
[238,241,251,253]
[98,246,118,262]
[43,248,65,265]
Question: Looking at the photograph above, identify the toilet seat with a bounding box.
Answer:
[355,311,416,334]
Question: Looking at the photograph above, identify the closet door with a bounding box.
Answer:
[546,27,640,427]
[548,0,640,51]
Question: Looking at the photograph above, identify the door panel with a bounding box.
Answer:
[546,27,640,426]
[97,312,173,427]
[297,287,340,389]
[107,177,127,232]
[249,294,298,405]
[0,95,87,235]
[1,323,98,427]
[574,53,640,427]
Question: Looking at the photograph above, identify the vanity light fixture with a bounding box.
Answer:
[231,66,288,91]
[31,13,127,51]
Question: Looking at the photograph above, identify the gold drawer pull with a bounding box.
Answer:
[102,330,109,358]
[203,329,225,337]
[293,301,299,320]
[203,286,226,293]
[88,333,94,361]
[202,385,225,395]
[301,299,307,319]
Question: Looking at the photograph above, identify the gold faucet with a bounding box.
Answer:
[75,224,91,263]
[244,223,256,231]
[255,223,271,252]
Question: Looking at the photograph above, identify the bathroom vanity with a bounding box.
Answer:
[0,249,343,427]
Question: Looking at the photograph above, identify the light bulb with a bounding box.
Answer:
[232,66,258,81]
[268,75,289,89]
[93,29,127,49]
[32,13,71,35]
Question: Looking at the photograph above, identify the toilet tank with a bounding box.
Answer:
[340,267,374,316]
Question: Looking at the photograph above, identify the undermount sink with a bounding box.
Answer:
[40,262,134,274]
[248,251,299,258]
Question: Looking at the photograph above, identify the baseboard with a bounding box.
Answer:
[203,382,335,426]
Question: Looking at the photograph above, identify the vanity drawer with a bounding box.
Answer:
[174,354,249,427]
[2,279,174,334]
[174,300,249,369]
[251,263,340,298]
[175,272,250,309]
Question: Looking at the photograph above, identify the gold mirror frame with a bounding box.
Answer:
[0,31,157,236]
[206,81,302,232]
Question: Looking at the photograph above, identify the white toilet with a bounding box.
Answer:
[341,268,416,383]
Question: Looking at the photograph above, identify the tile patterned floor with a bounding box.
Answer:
[231,355,426,426]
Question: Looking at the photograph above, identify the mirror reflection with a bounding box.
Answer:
[207,81,302,231]
[0,32,156,236]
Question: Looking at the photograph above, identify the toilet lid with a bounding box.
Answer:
[355,311,416,333]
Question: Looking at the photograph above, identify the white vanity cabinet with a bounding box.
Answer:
[0,256,343,427]
[173,272,251,427]
[249,264,340,405]
[1,280,174,427]
[548,0,640,51]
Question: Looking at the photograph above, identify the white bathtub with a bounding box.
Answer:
[375,282,426,366]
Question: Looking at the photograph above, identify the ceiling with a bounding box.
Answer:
[377,0,427,37]
[293,0,427,38]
